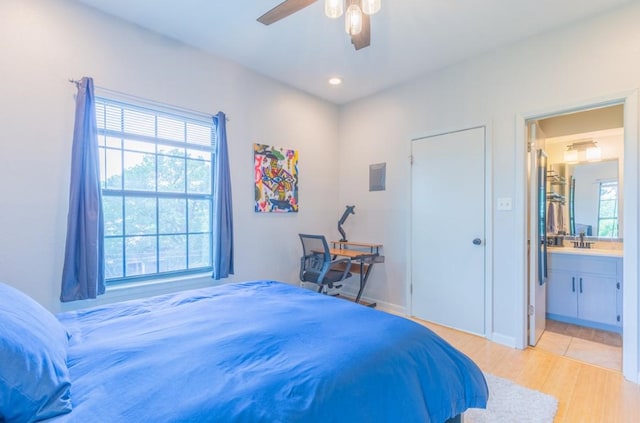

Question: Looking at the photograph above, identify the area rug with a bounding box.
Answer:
[464,373,558,423]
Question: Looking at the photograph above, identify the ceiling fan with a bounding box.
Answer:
[257,0,381,51]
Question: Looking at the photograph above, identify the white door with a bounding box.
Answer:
[528,121,547,346]
[411,127,486,335]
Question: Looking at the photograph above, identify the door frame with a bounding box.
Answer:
[515,90,639,383]
[408,124,493,338]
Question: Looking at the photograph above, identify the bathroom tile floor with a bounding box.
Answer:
[535,320,622,371]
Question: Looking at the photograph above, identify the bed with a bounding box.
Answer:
[0,280,488,422]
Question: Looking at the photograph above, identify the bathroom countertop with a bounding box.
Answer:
[547,247,623,258]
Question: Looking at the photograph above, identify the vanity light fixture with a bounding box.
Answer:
[586,144,602,161]
[564,140,601,163]
[563,147,578,163]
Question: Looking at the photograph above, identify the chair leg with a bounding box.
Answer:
[317,285,323,293]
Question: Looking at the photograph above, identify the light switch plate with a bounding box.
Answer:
[497,197,512,211]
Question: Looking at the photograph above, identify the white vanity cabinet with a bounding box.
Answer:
[546,251,622,330]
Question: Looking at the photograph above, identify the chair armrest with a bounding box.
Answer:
[299,256,307,281]
[330,257,352,281]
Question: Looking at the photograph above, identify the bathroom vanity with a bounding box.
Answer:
[546,247,622,333]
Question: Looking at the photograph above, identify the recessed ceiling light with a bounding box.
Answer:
[328,77,343,86]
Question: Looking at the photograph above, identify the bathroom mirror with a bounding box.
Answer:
[567,159,619,238]
[540,106,624,241]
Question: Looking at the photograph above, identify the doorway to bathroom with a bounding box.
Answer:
[524,96,637,380]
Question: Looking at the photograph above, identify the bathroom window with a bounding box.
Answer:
[597,181,618,237]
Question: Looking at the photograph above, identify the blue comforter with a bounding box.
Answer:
[51,281,487,422]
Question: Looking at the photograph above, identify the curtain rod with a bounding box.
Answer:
[68,78,229,122]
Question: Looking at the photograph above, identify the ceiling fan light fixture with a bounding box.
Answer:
[257,0,375,50]
[324,0,344,18]
[361,0,381,15]
[345,3,363,35]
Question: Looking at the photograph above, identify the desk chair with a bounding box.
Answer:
[298,234,352,294]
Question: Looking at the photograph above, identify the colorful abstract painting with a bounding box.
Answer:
[254,143,299,213]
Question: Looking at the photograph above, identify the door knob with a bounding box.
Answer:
[473,238,482,246]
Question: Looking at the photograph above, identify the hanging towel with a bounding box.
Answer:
[557,203,565,234]
[547,202,556,234]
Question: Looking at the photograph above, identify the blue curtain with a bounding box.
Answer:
[212,111,234,280]
[60,77,105,302]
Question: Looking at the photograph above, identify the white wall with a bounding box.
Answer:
[338,1,640,350]
[0,0,341,312]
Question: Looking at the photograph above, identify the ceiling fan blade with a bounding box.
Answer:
[257,0,318,25]
[351,13,371,50]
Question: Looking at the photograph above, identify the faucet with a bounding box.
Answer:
[573,231,593,248]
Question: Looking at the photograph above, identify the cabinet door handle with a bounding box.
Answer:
[579,277,583,293]
[572,277,575,292]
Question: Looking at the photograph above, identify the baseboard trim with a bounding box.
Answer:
[336,289,406,314]
[368,299,406,314]
[491,332,518,349]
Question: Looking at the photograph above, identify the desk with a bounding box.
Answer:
[329,241,384,307]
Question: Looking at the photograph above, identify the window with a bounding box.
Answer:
[96,96,216,283]
[597,180,618,237]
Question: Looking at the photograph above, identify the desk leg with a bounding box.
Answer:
[354,260,376,308]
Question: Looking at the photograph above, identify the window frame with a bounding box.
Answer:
[96,94,216,285]
[596,179,619,238]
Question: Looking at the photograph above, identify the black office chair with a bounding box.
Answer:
[298,234,352,294]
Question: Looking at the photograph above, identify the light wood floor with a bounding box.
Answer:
[410,317,640,423]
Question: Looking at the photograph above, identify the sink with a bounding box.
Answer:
[548,246,622,257]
